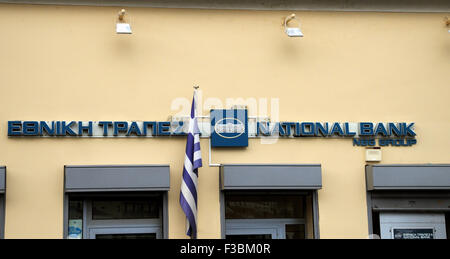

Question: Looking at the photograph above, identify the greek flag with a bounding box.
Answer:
[179,90,202,239]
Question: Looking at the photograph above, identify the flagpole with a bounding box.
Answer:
[192,85,199,240]
[193,85,199,119]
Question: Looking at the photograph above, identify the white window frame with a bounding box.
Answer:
[65,192,167,239]
[226,218,306,239]
[222,191,316,239]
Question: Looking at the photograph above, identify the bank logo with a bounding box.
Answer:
[214,118,245,139]
[210,109,248,147]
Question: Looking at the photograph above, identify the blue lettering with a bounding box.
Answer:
[157,122,171,136]
[113,121,128,136]
[62,121,77,136]
[329,123,344,136]
[78,121,93,136]
[56,121,61,135]
[353,138,375,146]
[293,122,301,136]
[143,121,157,136]
[280,122,295,136]
[301,122,315,136]
[403,123,416,136]
[126,122,142,136]
[408,139,417,146]
[388,123,402,136]
[374,123,388,136]
[344,123,356,136]
[8,121,22,136]
[40,121,55,136]
[315,123,329,136]
[379,138,417,147]
[98,121,112,136]
[23,121,39,136]
[277,123,286,136]
[257,122,273,136]
[359,122,374,136]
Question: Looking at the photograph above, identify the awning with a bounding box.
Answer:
[64,165,170,192]
[220,164,322,190]
[366,164,450,191]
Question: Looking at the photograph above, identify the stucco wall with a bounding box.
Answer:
[0,4,449,238]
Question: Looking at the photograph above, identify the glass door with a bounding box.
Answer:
[226,225,278,239]
[224,192,309,239]
[67,194,164,239]
[225,219,305,239]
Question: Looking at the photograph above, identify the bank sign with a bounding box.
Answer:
[210,109,248,147]
[7,109,417,148]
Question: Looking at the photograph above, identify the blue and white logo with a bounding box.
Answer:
[214,118,245,138]
[210,109,248,147]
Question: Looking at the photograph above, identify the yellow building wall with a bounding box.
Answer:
[0,4,449,239]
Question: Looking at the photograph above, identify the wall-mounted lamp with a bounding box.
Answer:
[284,14,303,37]
[116,9,132,34]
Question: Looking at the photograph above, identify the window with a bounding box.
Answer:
[67,193,164,239]
[223,191,317,239]
[367,191,450,239]
[91,196,160,220]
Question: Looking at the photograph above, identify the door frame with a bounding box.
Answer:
[220,190,319,239]
[366,190,450,238]
[0,195,4,239]
[89,226,161,239]
[64,192,167,239]
[225,218,306,239]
